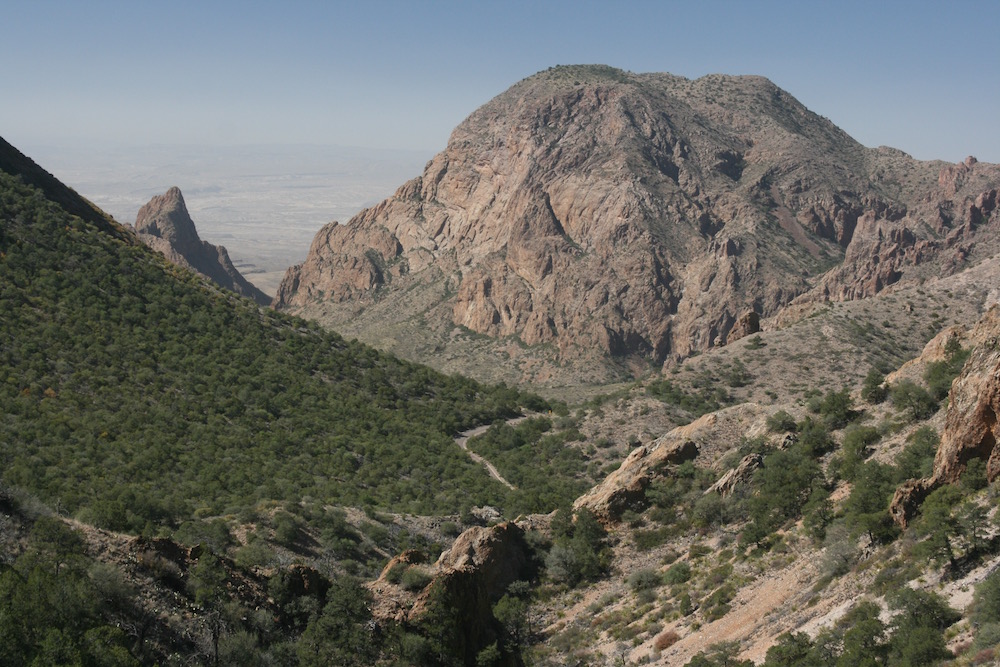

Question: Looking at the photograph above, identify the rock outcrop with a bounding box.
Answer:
[575,438,699,521]
[370,522,530,666]
[273,67,1000,385]
[575,404,771,521]
[707,453,763,497]
[890,306,1000,526]
[134,187,269,305]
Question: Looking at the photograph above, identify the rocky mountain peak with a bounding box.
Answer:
[133,187,270,306]
[273,67,1000,387]
[134,186,201,254]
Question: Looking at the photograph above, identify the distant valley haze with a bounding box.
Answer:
[23,142,432,296]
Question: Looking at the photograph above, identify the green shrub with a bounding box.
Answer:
[399,567,432,592]
[766,410,796,433]
[663,561,692,585]
[807,388,856,429]
[890,381,939,421]
[861,367,888,404]
[628,568,662,593]
[895,427,939,481]
[924,338,970,401]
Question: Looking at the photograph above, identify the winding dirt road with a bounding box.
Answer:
[455,418,529,491]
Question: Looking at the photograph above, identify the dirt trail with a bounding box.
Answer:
[455,417,530,491]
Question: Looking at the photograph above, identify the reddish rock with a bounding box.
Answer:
[274,68,1000,381]
[891,306,1000,527]
[727,310,760,344]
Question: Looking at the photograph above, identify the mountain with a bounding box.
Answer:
[274,65,1000,388]
[5,133,1000,665]
[0,136,538,530]
[133,187,271,305]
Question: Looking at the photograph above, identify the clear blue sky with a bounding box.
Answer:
[3,0,998,162]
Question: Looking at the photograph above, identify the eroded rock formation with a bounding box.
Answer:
[274,66,1000,383]
[135,187,270,305]
[890,306,1000,526]
[370,522,531,665]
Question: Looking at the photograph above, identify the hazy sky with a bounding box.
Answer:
[4,0,999,163]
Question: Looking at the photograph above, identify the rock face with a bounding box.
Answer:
[134,187,269,305]
[273,66,1000,384]
[370,522,530,666]
[707,453,763,497]
[890,306,1000,526]
[575,403,770,521]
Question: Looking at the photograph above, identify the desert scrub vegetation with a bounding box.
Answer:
[0,171,553,529]
[466,417,598,514]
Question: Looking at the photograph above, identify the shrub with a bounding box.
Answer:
[628,568,662,593]
[890,381,939,421]
[807,388,856,429]
[972,569,1000,625]
[766,410,796,433]
[895,427,938,481]
[924,338,970,401]
[663,561,692,585]
[384,561,408,585]
[654,630,681,651]
[861,368,888,404]
[439,521,462,538]
[399,567,432,592]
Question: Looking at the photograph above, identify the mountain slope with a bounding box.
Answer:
[0,138,536,530]
[133,186,270,305]
[274,65,1000,388]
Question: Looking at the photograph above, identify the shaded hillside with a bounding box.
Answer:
[0,139,540,531]
[0,135,126,239]
[133,187,270,305]
[274,65,1000,388]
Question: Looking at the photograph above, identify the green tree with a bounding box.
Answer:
[887,588,958,666]
[861,368,887,404]
[188,552,227,609]
[842,462,899,546]
[890,381,939,421]
[493,582,531,652]
[296,577,377,667]
[763,632,813,666]
[911,485,965,566]
[835,601,886,667]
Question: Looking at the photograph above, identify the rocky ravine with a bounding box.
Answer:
[134,187,270,306]
[274,65,1000,386]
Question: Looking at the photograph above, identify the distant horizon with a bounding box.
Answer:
[4,1,999,164]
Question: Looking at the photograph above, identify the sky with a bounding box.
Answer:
[3,0,999,163]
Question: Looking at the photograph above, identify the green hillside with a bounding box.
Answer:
[0,144,539,532]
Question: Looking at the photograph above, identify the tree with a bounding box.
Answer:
[842,462,899,546]
[493,582,531,652]
[861,368,887,404]
[296,577,376,667]
[763,632,813,666]
[912,485,965,566]
[972,569,1000,624]
[744,448,821,545]
[685,641,752,666]
[887,589,958,666]
[890,381,939,421]
[188,552,227,609]
[835,601,886,667]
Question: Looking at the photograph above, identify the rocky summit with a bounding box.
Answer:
[134,187,270,305]
[274,65,1000,387]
